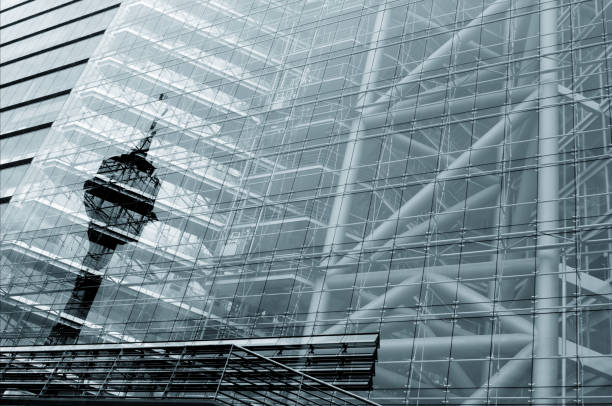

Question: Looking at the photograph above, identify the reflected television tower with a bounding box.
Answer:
[46,94,168,345]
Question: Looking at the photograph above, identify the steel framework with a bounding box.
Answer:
[312,0,612,404]
[1,0,610,404]
[0,334,379,405]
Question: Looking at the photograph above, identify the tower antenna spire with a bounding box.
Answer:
[46,93,167,345]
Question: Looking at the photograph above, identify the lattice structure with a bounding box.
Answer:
[1,0,610,404]
[0,334,379,405]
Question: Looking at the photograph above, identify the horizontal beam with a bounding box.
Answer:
[234,344,381,406]
[364,85,535,131]
[379,334,531,361]
[0,333,378,353]
[327,258,534,289]
[0,398,221,406]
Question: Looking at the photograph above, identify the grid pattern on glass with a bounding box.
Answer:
[0,5,118,63]
[1,0,611,405]
[0,334,379,405]
[0,0,120,220]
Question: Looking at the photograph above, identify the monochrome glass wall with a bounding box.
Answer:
[0,0,119,213]
[1,0,611,404]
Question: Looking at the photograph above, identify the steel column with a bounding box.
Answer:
[533,1,561,403]
[307,4,393,336]
[323,4,393,252]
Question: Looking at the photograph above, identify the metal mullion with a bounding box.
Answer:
[0,352,16,380]
[118,350,174,380]
[223,362,288,391]
[213,344,233,401]
[280,382,340,406]
[218,380,284,406]
[227,353,332,406]
[231,351,310,389]
[0,336,378,403]
[222,382,294,406]
[39,350,67,396]
[221,379,292,406]
[235,345,378,405]
[161,346,187,397]
[69,350,100,395]
[215,388,256,406]
[229,355,310,393]
[121,350,215,383]
[1,337,372,352]
[295,372,306,406]
[95,348,122,397]
[272,350,373,364]
[293,385,352,406]
[229,352,300,386]
[221,356,304,405]
[210,394,234,406]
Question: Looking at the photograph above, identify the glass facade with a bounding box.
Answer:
[0,0,119,214]
[1,0,611,405]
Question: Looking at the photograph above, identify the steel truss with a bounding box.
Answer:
[314,0,612,404]
[0,334,379,406]
[1,0,610,404]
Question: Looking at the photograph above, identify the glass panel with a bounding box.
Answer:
[0,8,117,63]
[0,163,30,197]
[0,0,67,25]
[0,0,118,43]
[1,1,611,404]
[0,94,69,133]
[0,34,101,83]
[0,64,85,108]
[0,127,51,164]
